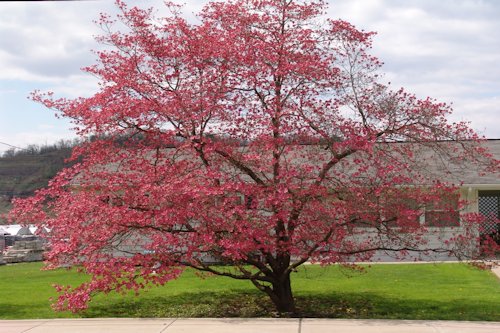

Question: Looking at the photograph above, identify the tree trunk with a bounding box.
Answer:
[267,273,296,314]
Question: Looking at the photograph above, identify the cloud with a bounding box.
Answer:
[0,1,113,82]
[0,129,78,154]
[0,0,499,150]
[330,0,500,137]
[450,97,500,137]
[0,88,17,95]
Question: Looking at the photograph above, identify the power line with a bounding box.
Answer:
[0,141,25,150]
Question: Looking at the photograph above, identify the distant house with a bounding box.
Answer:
[7,140,500,263]
[432,140,499,238]
[115,140,500,261]
[350,139,500,261]
[458,140,500,239]
[0,224,47,263]
[0,227,6,265]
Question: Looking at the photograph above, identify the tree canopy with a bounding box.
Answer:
[10,0,498,314]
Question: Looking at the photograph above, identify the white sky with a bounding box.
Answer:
[0,0,499,154]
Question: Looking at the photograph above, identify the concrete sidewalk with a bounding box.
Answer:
[492,265,500,279]
[1,318,500,333]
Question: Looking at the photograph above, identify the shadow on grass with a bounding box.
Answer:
[83,290,500,321]
[0,304,29,319]
[294,293,500,321]
[0,303,71,320]
[84,290,271,318]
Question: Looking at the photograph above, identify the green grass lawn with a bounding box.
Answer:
[0,262,498,320]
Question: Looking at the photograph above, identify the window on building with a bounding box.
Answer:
[424,192,460,227]
[478,190,500,235]
[350,189,421,228]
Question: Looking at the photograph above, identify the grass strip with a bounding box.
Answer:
[0,262,498,320]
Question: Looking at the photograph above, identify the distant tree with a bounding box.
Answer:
[0,141,77,202]
[2,148,16,158]
[0,140,78,158]
[10,0,498,314]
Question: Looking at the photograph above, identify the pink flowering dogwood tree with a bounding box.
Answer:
[10,0,498,314]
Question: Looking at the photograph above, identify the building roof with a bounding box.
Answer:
[418,139,500,185]
[71,139,500,188]
[0,225,38,236]
[16,226,33,236]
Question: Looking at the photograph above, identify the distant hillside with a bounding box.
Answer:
[0,141,76,222]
